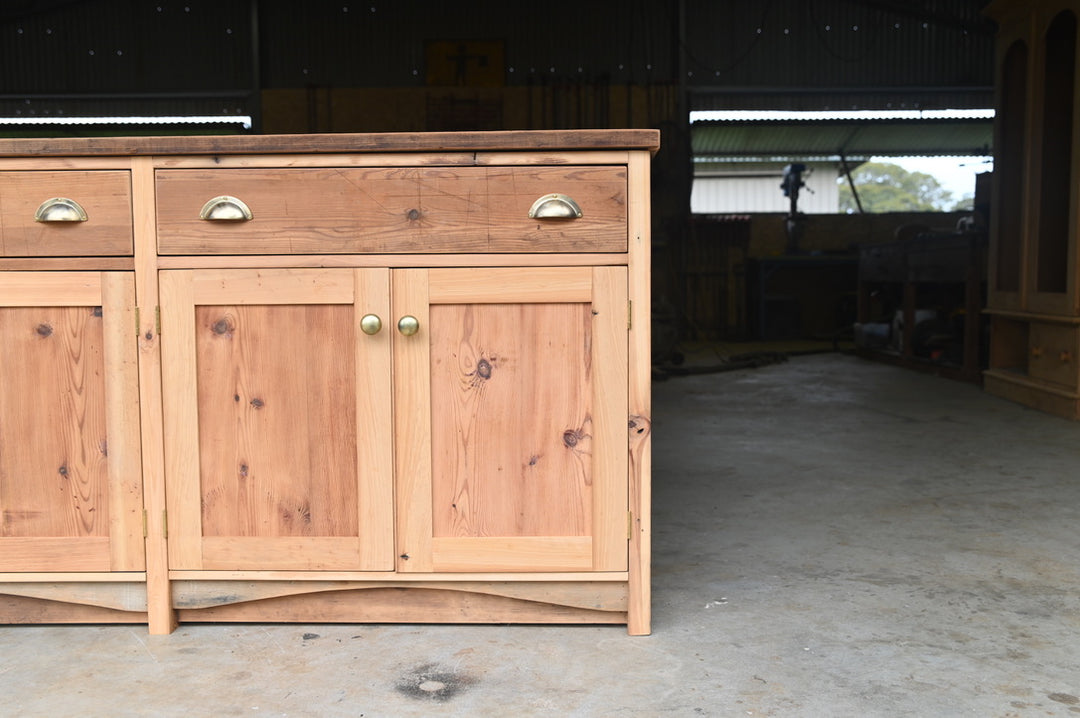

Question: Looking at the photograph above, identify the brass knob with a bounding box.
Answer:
[397,315,420,336]
[35,197,88,222]
[360,314,382,335]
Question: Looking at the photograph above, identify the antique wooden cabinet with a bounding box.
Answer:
[0,130,655,634]
[984,0,1080,418]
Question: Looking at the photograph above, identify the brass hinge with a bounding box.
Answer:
[628,511,634,539]
[628,300,633,330]
[162,509,168,539]
[135,307,162,337]
[142,509,148,539]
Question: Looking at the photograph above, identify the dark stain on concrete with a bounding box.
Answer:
[1049,693,1080,705]
[395,663,477,702]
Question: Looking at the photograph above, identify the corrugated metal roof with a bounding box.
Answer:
[691,117,993,159]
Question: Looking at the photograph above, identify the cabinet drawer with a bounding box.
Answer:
[0,171,133,256]
[155,166,627,254]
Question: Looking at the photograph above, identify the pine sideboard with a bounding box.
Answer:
[0,130,656,635]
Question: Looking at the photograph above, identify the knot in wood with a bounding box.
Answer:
[36,323,53,338]
[212,317,235,335]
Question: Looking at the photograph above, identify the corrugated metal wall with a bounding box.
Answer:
[1,0,255,119]
[1,1,254,93]
[691,165,841,214]
[685,0,995,110]
[1,0,992,115]
[258,1,674,89]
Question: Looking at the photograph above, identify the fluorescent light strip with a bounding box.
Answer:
[0,115,253,129]
[691,109,995,122]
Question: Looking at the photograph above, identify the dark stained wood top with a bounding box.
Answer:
[0,130,660,157]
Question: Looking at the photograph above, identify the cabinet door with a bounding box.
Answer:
[0,273,143,571]
[394,267,628,573]
[160,269,393,571]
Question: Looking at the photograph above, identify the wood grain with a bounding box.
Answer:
[101,273,144,571]
[0,258,133,272]
[132,156,176,634]
[0,594,147,624]
[626,150,653,635]
[353,269,395,570]
[0,538,109,571]
[189,268,357,305]
[0,581,147,611]
[429,302,593,539]
[176,587,625,625]
[426,266,593,303]
[393,269,434,572]
[0,278,137,570]
[171,579,626,611]
[159,270,204,570]
[0,129,660,157]
[399,266,629,574]
[155,253,627,270]
[195,303,359,539]
[0,272,102,305]
[162,268,393,572]
[0,300,110,569]
[590,267,629,572]
[153,151,628,169]
[167,570,626,582]
[0,171,132,256]
[199,538,363,571]
[432,537,594,572]
[155,166,626,254]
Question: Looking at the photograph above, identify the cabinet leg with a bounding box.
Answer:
[146,570,177,634]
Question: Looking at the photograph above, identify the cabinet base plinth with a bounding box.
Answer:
[177,587,626,625]
[0,594,147,624]
[173,581,629,627]
[984,370,1080,420]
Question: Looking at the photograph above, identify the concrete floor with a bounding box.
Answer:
[3,352,1080,717]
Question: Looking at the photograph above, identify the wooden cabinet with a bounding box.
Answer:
[0,130,655,634]
[984,0,1080,418]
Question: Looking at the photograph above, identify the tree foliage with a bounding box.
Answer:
[838,161,971,213]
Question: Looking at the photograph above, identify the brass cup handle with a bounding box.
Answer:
[35,197,88,222]
[360,314,383,335]
[199,195,253,221]
[528,193,582,219]
[397,315,420,336]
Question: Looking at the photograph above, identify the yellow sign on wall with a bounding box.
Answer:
[426,40,505,87]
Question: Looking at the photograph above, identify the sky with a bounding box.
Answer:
[884,155,993,200]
